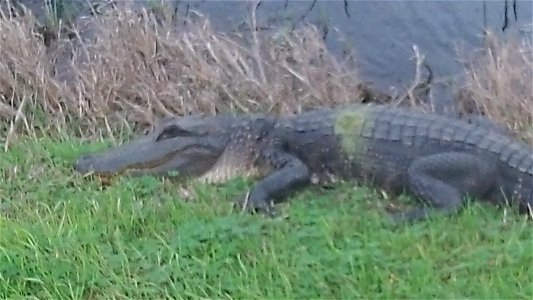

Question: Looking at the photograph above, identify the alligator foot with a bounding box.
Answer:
[232,192,279,218]
[388,207,435,223]
[232,146,310,218]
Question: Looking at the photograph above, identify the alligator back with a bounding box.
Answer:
[281,104,533,208]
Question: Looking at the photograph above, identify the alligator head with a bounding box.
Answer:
[73,114,236,178]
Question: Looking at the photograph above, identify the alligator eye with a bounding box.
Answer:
[156,125,191,141]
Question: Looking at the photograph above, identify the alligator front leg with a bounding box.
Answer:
[238,147,311,217]
[392,152,498,222]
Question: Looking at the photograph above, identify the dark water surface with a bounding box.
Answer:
[180,0,532,91]
[14,0,533,105]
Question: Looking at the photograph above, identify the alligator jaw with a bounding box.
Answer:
[74,136,222,177]
[73,116,233,178]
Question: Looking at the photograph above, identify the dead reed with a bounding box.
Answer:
[457,29,533,143]
[0,1,363,141]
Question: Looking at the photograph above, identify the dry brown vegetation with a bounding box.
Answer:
[0,1,365,140]
[0,1,531,144]
[457,29,533,143]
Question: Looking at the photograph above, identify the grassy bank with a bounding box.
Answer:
[0,137,532,299]
[0,1,532,298]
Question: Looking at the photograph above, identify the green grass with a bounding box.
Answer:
[0,137,532,299]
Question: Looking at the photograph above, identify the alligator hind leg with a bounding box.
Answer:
[391,152,497,222]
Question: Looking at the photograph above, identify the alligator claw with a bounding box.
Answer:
[388,211,415,224]
[388,207,437,224]
[232,193,278,218]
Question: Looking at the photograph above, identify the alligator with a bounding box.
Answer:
[73,103,533,222]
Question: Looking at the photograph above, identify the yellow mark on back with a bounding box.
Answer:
[334,106,368,158]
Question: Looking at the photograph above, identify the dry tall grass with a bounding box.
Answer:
[0,1,365,140]
[0,1,531,145]
[457,29,533,143]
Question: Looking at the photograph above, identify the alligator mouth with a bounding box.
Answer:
[74,137,224,178]
[76,149,182,177]
[119,151,182,174]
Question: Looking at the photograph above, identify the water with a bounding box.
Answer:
[176,0,532,90]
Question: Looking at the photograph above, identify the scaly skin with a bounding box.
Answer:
[74,104,533,221]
